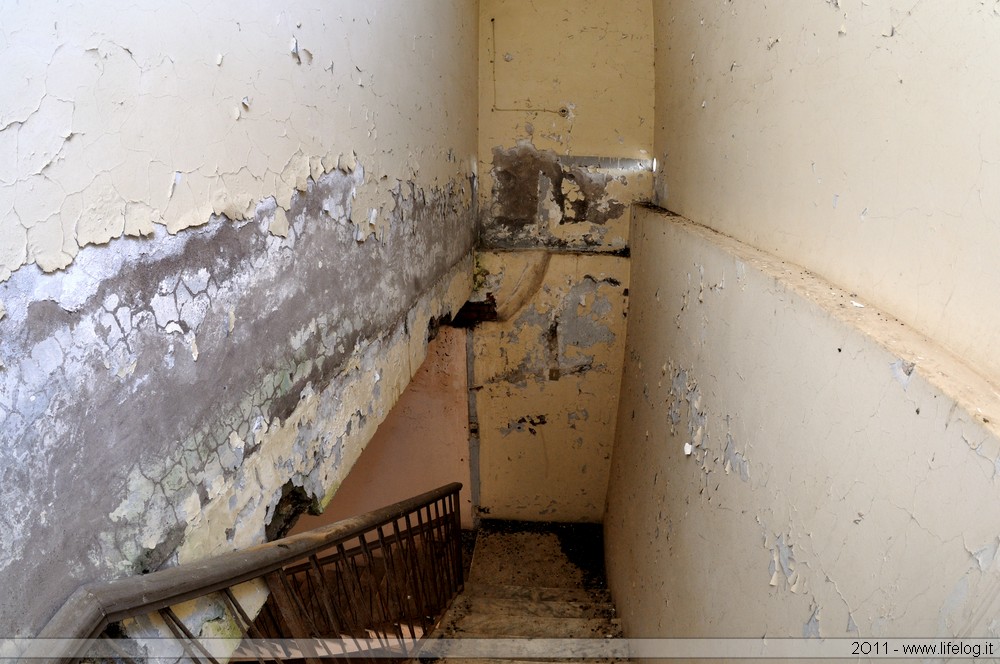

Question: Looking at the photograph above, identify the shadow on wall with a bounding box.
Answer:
[289,326,473,533]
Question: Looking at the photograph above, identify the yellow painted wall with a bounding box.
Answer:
[474,252,628,521]
[1,1,478,637]
[472,0,653,521]
[479,0,653,160]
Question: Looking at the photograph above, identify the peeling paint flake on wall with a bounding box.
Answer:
[0,2,476,282]
[0,0,479,638]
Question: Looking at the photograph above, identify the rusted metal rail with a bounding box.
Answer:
[25,483,463,663]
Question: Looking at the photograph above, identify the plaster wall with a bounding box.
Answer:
[478,0,654,253]
[653,1,1000,383]
[471,0,653,521]
[0,1,478,637]
[289,326,474,531]
[473,252,628,522]
[605,206,1000,640]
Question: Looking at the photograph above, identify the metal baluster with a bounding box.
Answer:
[402,511,432,632]
[330,543,376,662]
[357,529,400,655]
[449,491,464,592]
[158,607,220,664]
[417,504,444,608]
[389,516,419,634]
[262,571,326,664]
[217,588,272,664]
[358,533,389,648]
[430,498,452,604]
[376,522,417,650]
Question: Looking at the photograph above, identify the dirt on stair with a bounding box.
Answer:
[468,519,608,589]
[413,520,624,662]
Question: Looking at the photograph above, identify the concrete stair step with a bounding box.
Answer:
[463,582,612,604]
[436,613,623,639]
[451,594,615,619]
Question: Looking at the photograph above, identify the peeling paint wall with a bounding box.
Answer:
[606,206,1000,639]
[471,0,653,521]
[0,1,478,637]
[478,0,654,253]
[473,252,628,521]
[289,326,474,531]
[652,1,1000,383]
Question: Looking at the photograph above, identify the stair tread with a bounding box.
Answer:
[452,595,616,619]
[463,582,613,603]
[437,613,623,639]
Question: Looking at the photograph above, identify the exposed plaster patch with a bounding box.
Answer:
[939,575,970,635]
[723,432,750,482]
[767,532,802,592]
[484,142,629,250]
[664,363,710,464]
[484,274,621,384]
[969,537,1000,572]
[472,251,628,522]
[499,414,548,437]
[890,358,916,389]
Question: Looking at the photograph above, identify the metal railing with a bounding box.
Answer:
[24,483,463,663]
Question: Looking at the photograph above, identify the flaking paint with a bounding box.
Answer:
[0,1,478,637]
[473,252,629,522]
[605,207,1000,638]
[469,0,653,523]
[0,2,476,281]
[652,1,1000,383]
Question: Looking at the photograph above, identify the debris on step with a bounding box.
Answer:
[413,520,628,663]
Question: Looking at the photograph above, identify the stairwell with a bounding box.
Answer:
[420,520,624,662]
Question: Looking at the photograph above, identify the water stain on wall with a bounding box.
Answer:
[487,143,626,248]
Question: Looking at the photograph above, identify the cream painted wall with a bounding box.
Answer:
[0,1,475,280]
[606,206,1000,639]
[477,0,654,255]
[472,0,653,522]
[0,1,478,637]
[653,1,1000,383]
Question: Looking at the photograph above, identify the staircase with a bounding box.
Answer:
[420,520,624,662]
[31,488,623,664]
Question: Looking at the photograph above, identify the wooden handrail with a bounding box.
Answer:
[28,482,463,663]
